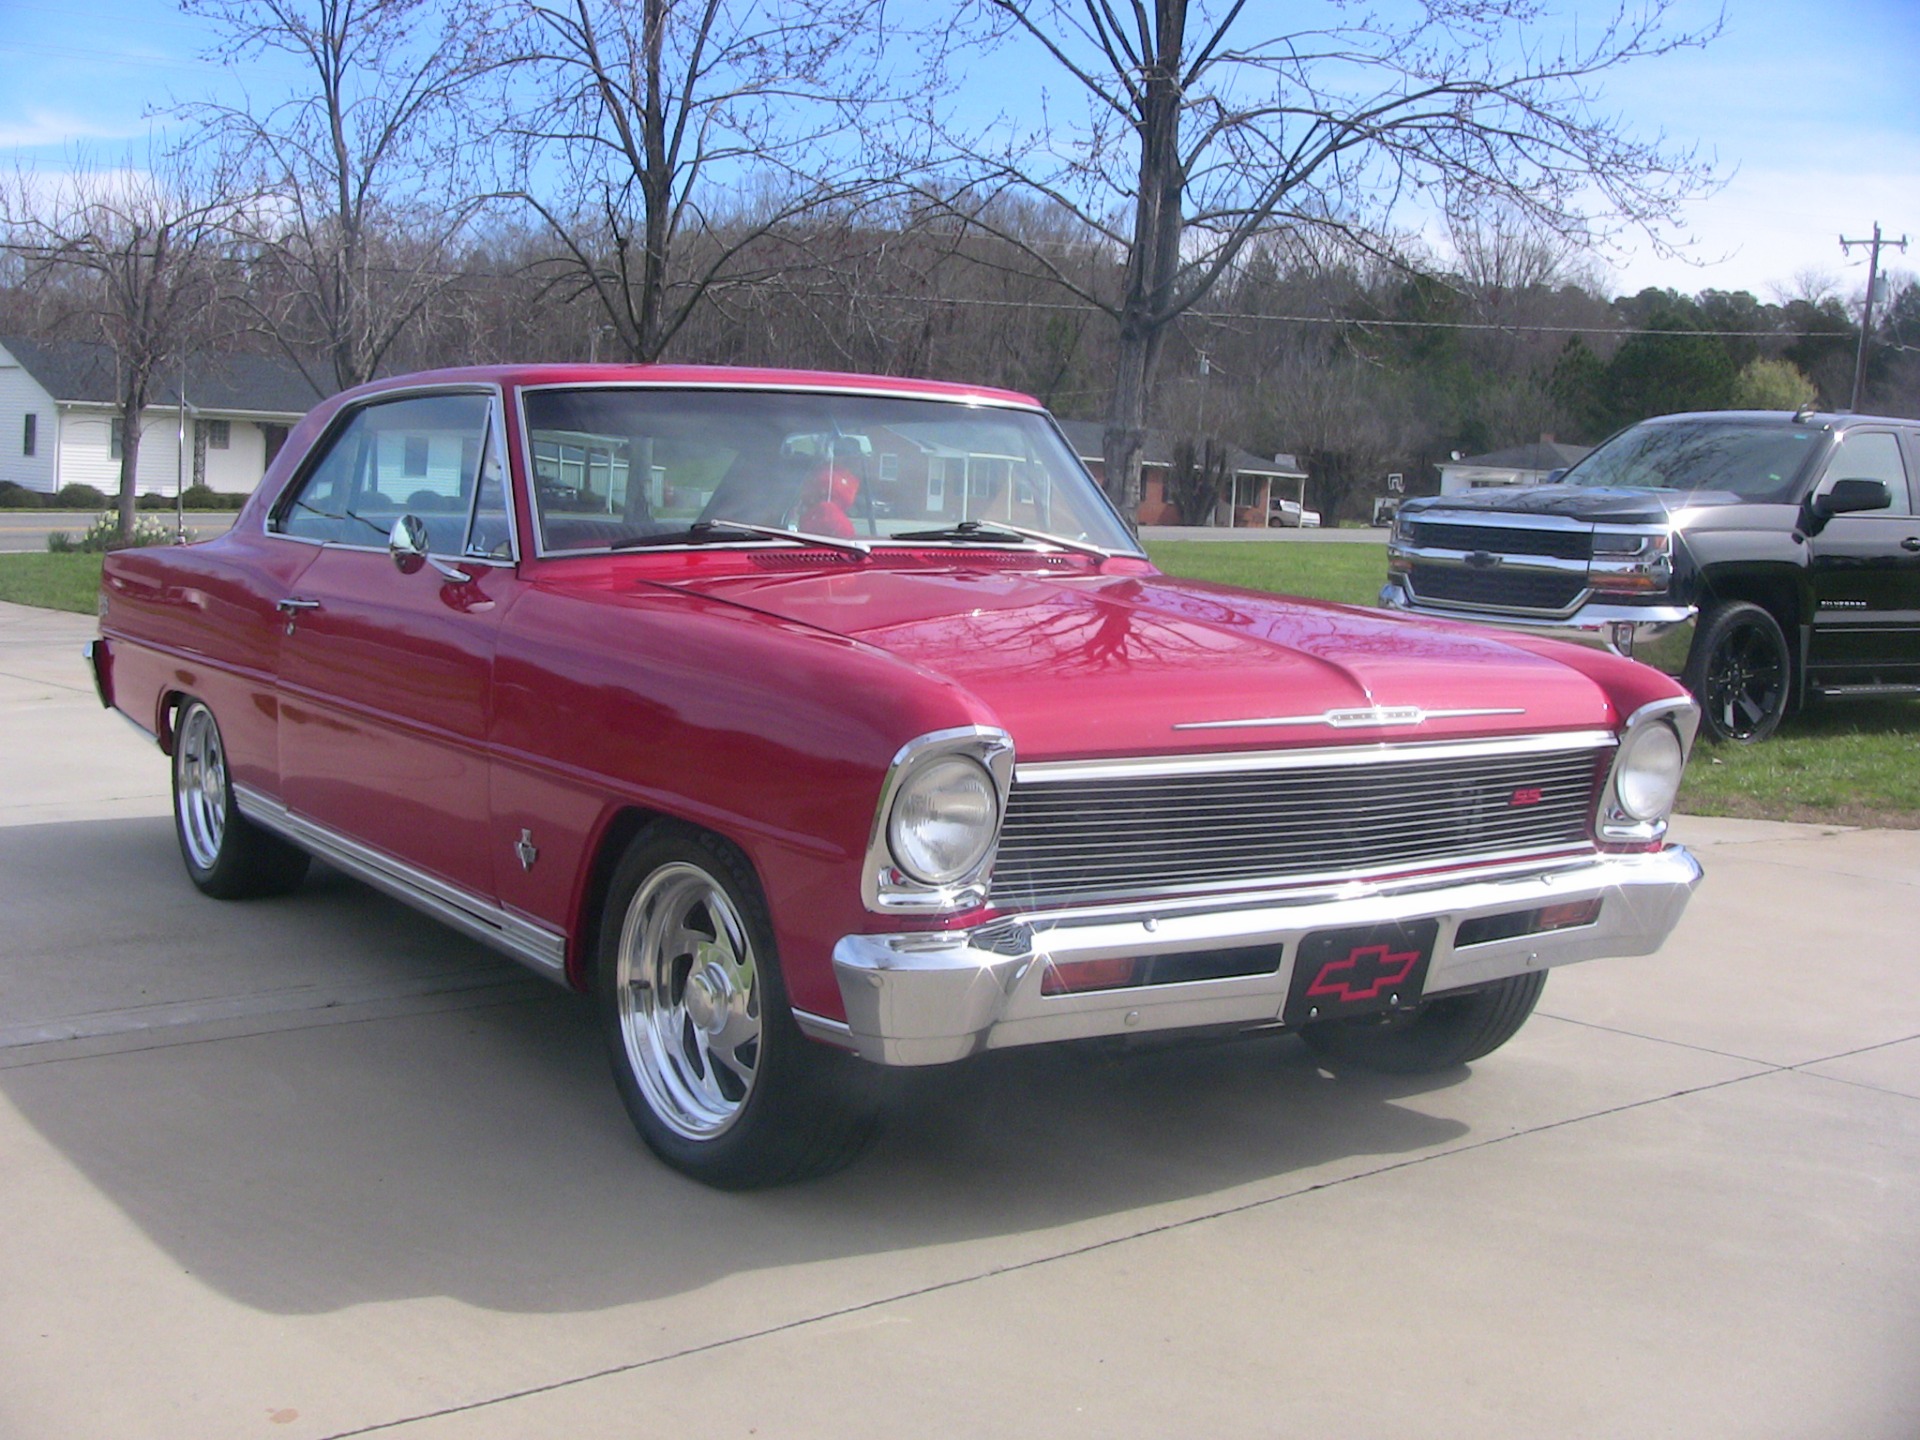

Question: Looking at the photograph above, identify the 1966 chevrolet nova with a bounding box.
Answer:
[89,365,1703,1187]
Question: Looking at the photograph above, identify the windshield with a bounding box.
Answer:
[519,387,1139,556]
[1562,419,1825,501]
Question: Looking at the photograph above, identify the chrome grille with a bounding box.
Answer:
[989,744,1604,908]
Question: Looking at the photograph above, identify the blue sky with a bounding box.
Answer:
[3,0,1915,301]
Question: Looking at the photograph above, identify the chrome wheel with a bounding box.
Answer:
[614,861,763,1140]
[174,702,229,871]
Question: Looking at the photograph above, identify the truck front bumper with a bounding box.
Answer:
[1378,577,1697,675]
[800,847,1701,1065]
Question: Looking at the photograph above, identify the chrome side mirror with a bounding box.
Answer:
[389,513,430,574]
[389,513,471,584]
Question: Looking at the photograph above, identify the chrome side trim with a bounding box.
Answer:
[828,845,1702,1065]
[1013,730,1615,785]
[231,784,569,984]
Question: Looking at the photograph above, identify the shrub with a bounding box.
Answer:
[48,513,189,553]
[0,481,51,509]
[54,482,110,509]
[136,491,172,510]
[181,484,248,510]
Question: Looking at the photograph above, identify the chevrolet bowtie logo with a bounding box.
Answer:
[1464,550,1503,569]
[1304,943,1422,1005]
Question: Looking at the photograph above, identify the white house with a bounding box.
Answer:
[1436,437,1592,495]
[0,337,323,499]
[1056,419,1309,527]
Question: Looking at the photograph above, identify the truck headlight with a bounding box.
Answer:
[888,755,998,884]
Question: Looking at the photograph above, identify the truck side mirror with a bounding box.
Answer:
[1803,477,1891,537]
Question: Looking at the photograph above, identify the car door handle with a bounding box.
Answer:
[1902,537,1920,553]
[276,597,321,613]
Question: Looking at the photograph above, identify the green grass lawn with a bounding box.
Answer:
[1146,538,1920,828]
[9,540,1916,825]
[0,552,103,615]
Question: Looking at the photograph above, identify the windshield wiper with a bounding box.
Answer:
[889,520,1116,559]
[609,518,870,557]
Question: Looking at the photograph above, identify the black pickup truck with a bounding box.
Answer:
[1381,410,1920,741]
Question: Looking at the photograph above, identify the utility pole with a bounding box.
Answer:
[1840,222,1909,412]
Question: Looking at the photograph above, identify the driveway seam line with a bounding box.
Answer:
[308,1065,1780,1440]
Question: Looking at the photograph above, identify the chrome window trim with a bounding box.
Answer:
[862,726,1016,913]
[232,782,568,982]
[1011,730,1616,786]
[264,383,514,561]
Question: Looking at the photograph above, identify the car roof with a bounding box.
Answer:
[336,363,1047,411]
[1637,409,1918,430]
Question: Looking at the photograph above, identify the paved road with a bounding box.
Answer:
[0,511,239,553]
[1,599,1914,1439]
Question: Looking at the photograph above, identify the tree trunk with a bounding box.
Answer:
[115,393,143,541]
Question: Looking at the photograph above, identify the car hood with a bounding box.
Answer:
[679,564,1616,759]
[1403,485,1744,525]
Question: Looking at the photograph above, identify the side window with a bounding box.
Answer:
[274,393,492,549]
[1818,431,1911,517]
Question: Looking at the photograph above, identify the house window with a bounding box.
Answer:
[403,435,430,477]
[206,419,230,450]
[22,413,34,457]
[110,418,124,459]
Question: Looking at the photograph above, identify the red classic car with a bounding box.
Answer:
[88,365,1703,1187]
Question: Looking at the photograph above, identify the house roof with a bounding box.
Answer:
[1443,441,1592,472]
[1056,419,1305,479]
[0,336,326,417]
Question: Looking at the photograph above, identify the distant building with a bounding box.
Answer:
[1436,437,1592,495]
[1056,420,1308,526]
[0,337,322,498]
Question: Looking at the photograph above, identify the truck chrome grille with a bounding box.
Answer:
[1407,564,1587,611]
[989,744,1604,908]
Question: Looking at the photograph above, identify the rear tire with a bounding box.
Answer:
[1685,600,1791,743]
[1300,970,1547,1074]
[171,699,310,899]
[595,823,879,1188]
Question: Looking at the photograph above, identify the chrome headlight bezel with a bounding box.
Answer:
[1597,696,1699,844]
[865,727,1015,912]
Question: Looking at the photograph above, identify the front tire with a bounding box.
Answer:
[1685,600,1791,743]
[1300,970,1547,1074]
[171,699,310,899]
[595,824,879,1188]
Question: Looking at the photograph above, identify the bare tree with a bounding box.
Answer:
[3,150,242,538]
[910,0,1720,518]
[182,0,496,391]
[498,0,892,363]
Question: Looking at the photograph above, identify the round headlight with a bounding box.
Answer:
[887,755,998,885]
[1615,722,1684,821]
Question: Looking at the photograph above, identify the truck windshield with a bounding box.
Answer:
[1563,420,1825,502]
[519,386,1140,557]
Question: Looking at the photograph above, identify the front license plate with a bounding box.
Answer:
[1283,919,1440,1027]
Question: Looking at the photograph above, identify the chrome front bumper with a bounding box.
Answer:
[801,847,1701,1065]
[1378,577,1697,675]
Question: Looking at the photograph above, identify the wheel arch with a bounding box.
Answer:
[1693,565,1811,708]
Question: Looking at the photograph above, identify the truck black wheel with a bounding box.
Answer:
[595,823,881,1188]
[1686,600,1790,743]
[172,698,311,899]
[1299,970,1547,1074]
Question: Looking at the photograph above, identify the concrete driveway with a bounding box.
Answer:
[0,599,1914,1439]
